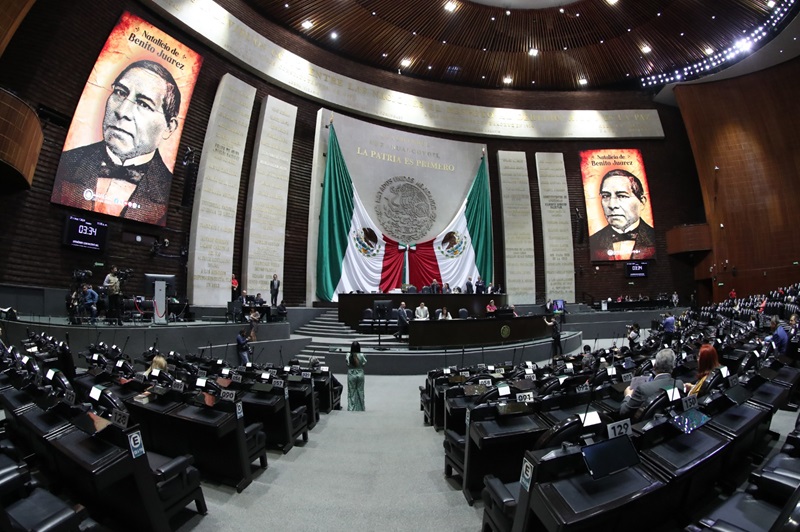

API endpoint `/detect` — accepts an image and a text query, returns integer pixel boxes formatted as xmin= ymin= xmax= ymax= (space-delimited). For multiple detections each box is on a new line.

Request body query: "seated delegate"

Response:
xmin=439 ymin=306 xmax=452 ymax=320
xmin=415 ymin=302 xmax=430 ymax=320
xmin=619 ymin=348 xmax=683 ymax=417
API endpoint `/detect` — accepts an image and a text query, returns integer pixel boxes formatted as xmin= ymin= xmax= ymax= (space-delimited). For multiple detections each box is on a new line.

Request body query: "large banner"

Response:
xmin=580 ymin=149 xmax=655 ymax=261
xmin=51 ymin=11 xmax=203 ymax=226
xmin=315 ymin=116 xmax=492 ymax=302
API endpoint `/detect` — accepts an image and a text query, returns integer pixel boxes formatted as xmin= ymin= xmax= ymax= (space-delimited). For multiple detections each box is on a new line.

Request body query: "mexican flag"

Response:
xmin=316 ymin=124 xmax=492 ymax=301
xmin=316 ymin=124 xmax=393 ymax=302
xmin=415 ymin=157 xmax=493 ymax=292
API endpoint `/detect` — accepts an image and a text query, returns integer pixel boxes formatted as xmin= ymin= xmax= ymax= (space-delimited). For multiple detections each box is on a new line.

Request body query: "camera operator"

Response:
xmin=627 ymin=322 xmax=641 ymax=349
xmin=103 ymin=265 xmax=123 ymax=326
xmin=81 ymin=283 xmax=98 ymax=325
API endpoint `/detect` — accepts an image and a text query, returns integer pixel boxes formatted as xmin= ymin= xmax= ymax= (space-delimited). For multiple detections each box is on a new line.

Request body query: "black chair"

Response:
xmin=534 ymin=415 xmax=585 ymax=450
xmin=406 ymin=285 xmax=417 ymax=294
xmin=244 ymin=422 xmax=268 ymax=469
xmin=459 ymin=308 xmax=469 ymax=319
xmin=632 ymin=388 xmax=670 ymax=423
xmin=482 ymin=475 xmax=519 ymax=532
xmin=691 ymin=482 xmax=800 ymax=531
xmin=422 ymin=285 xmax=431 ymax=293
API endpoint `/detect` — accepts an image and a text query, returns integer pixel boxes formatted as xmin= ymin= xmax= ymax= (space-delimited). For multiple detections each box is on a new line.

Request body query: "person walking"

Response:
xmin=346 ymin=341 xmax=367 ymax=411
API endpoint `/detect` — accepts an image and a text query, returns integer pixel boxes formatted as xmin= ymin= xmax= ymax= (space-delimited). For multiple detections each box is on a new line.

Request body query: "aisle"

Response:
xmin=178 ymin=374 xmax=483 ymax=532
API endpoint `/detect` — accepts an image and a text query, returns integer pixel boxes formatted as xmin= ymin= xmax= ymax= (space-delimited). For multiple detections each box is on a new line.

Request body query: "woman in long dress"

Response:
xmin=346 ymin=341 xmax=367 ymax=411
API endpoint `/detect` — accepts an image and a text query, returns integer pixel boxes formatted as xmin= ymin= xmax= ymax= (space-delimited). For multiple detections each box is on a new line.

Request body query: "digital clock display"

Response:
xmin=63 ymin=215 xmax=108 ymax=252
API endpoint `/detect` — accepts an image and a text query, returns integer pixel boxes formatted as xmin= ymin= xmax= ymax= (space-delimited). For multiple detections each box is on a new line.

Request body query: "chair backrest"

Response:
xmin=406 ymin=285 xmax=417 ymax=294
xmin=632 ymin=389 xmax=670 ymax=423
xmin=769 ymin=483 xmax=800 ymax=532
xmin=534 ymin=415 xmax=584 ymax=450
xmin=700 ymin=367 xmax=726 ymax=395
xmin=362 ymin=307 xmax=373 ymax=319
xmin=435 ymin=309 xmax=442 ymax=319
xmin=422 ymin=285 xmax=431 ymax=293
xmin=390 ymin=308 xmax=399 ymax=320
xmin=459 ymin=308 xmax=468 ymax=319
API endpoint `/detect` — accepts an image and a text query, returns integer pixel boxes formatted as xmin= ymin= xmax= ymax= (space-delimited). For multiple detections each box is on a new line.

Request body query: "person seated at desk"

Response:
xmin=439 ymin=306 xmax=452 ymax=320
xmin=276 ymin=300 xmax=288 ymax=321
xmin=684 ymin=344 xmax=720 ymax=395
xmin=144 ymin=354 xmax=167 ymax=377
xmin=238 ymin=289 xmax=249 ymax=305
xmin=620 ymin=348 xmax=683 ymax=417
xmin=442 ymin=282 xmax=452 ymax=294
xmin=415 ymin=302 xmax=430 ymax=320
xmin=485 ymin=299 xmax=497 ymax=315
xmin=254 ymin=292 xmax=265 ymax=305
xmin=509 ymin=305 xmax=518 ymax=317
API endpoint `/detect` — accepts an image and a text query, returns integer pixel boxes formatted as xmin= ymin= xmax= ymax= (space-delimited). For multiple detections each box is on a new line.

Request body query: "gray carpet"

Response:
xmin=176 ymin=373 xmax=484 ymax=532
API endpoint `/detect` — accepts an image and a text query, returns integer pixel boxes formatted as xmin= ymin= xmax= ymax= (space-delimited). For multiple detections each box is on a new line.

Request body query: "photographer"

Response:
xmin=103 ymin=265 xmax=123 ymax=326
xmin=627 ymin=322 xmax=641 ymax=349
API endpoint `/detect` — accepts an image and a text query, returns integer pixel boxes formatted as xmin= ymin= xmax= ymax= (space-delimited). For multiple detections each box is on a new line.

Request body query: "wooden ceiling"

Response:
xmin=243 ymin=0 xmax=797 ymax=90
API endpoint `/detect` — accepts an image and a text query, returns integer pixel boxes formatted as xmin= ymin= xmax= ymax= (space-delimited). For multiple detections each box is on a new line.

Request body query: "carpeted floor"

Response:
xmin=175 ymin=373 xmax=484 ymax=532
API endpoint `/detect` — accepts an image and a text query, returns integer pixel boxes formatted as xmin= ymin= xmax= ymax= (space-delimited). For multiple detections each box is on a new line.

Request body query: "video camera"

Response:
xmin=73 ymin=269 xmax=92 ymax=282
xmin=117 ymin=268 xmax=134 ymax=282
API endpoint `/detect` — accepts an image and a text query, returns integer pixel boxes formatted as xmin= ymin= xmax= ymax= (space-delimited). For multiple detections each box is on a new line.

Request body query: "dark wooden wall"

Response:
xmin=0 ymin=0 xmax=705 ymax=307
xmin=674 ymin=56 xmax=800 ymax=301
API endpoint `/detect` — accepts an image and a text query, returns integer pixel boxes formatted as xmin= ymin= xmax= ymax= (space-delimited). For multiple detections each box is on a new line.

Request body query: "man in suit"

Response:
xmin=51 ymin=60 xmax=181 ymax=226
xmin=394 ymin=301 xmax=410 ymax=340
xmin=465 ymin=277 xmax=474 ymax=294
xmin=270 ymin=274 xmax=280 ymax=306
xmin=589 ymin=169 xmax=656 ymax=261
xmin=475 ymin=277 xmax=486 ymax=294
xmin=430 ymin=279 xmax=440 ymax=294
xmin=619 ymin=348 xmax=683 ymax=417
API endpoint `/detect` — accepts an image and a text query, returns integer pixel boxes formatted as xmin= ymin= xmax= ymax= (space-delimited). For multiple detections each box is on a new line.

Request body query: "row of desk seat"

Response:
xmin=419 ymin=314 xmax=800 ymax=531
xmin=0 ymin=346 xmax=208 ymax=532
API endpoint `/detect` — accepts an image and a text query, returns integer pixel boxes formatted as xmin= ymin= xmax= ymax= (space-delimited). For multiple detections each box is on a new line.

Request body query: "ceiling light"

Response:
xmin=606 ymin=0 xmax=618 ymax=4
xmin=301 ymin=20 xmax=313 ymax=29
xmin=641 ymin=45 xmax=652 ymax=53
xmin=372 ymin=11 xmax=376 ymax=16
xmin=284 ymin=3 xmax=289 ymax=7
xmin=735 ymin=39 xmax=752 ymax=51
xmin=400 ymin=58 xmax=412 ymax=67
xmin=529 ymin=48 xmax=539 ymax=57
xmin=705 ymin=47 xmax=714 ymax=55
xmin=503 ymin=76 xmax=513 ymax=84
xmin=491 ymin=16 xmax=495 ymax=21
xmin=442 ymin=40 xmax=447 ymax=44
xmin=331 ymin=32 xmax=338 ymax=39
xmin=506 ymin=10 xmax=511 ymax=15
xmin=559 ymin=8 xmax=565 ymax=13
xmin=768 ymin=0 xmax=776 ymax=7
xmin=428 ymin=65 xmax=432 ymax=70
xmin=444 ymin=1 xmax=457 ymax=12
xmin=382 ymin=53 xmax=387 ymax=58
xmin=578 ymin=78 xmax=588 ymax=85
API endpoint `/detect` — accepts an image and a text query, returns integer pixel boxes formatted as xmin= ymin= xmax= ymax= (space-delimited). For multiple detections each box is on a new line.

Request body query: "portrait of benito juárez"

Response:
xmin=589 ymin=168 xmax=656 ymax=261
xmin=51 ymin=59 xmax=182 ymax=226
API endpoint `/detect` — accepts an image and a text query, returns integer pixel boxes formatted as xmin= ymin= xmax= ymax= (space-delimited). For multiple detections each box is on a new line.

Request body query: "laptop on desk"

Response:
xmin=581 ymin=435 xmax=640 ymax=480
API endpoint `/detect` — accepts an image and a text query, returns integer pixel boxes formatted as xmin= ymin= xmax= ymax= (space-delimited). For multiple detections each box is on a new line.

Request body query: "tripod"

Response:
xmin=375 ymin=307 xmax=390 ymax=351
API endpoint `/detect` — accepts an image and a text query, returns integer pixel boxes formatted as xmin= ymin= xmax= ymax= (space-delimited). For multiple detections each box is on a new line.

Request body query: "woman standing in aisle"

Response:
xmin=346 ymin=341 xmax=367 ymax=411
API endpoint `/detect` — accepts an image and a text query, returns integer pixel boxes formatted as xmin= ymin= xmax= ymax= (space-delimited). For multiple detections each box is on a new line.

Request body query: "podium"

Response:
xmin=153 ymin=280 xmax=167 ymax=325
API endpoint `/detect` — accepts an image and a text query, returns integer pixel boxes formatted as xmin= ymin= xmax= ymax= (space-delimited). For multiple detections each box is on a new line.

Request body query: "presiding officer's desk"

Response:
xmin=337 ymin=293 xmax=508 ymax=328
xmin=409 ymin=314 xmax=549 ymax=348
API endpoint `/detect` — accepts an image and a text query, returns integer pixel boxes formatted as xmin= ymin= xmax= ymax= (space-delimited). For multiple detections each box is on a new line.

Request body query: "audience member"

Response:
xmin=415 ymin=302 xmax=430 ymax=320
xmin=144 ymin=354 xmax=167 ymax=377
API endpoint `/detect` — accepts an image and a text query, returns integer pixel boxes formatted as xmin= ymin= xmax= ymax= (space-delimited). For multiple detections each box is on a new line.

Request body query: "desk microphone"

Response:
xmin=121 ymin=336 xmax=130 ymax=359
xmin=481 ymin=346 xmax=485 ymax=366
xmin=582 ymin=359 xmax=603 ymax=428
xmin=461 ymin=346 xmax=465 ymax=369
xmin=279 ymin=346 xmax=284 ymax=367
